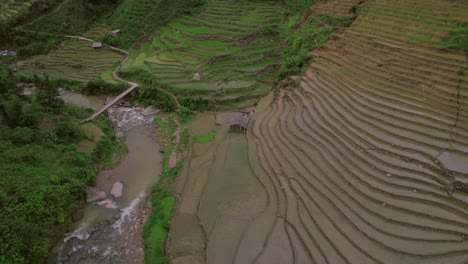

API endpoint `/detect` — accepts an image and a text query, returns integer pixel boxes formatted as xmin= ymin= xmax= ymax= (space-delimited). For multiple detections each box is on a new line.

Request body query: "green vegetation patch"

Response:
xmin=23 ymin=0 xmax=118 ymax=35
xmin=0 ymin=0 xmax=63 ymax=28
xmin=194 ymin=130 xmax=216 ymax=143
xmin=442 ymin=24 xmax=468 ymax=52
xmin=144 ymin=197 xmax=176 ymax=263
xmin=285 ymin=0 xmax=316 ymax=14
xmin=279 ymin=12 xmax=356 ymax=79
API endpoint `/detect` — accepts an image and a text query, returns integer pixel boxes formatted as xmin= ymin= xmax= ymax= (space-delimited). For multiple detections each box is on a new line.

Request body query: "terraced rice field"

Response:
xmin=170 ymin=112 xmax=270 ymax=263
xmin=245 ymin=0 xmax=468 ymax=262
xmin=15 ymin=38 xmax=123 ymax=82
xmin=121 ymin=0 xmax=283 ymax=108
xmin=169 ymin=0 xmax=468 ymax=263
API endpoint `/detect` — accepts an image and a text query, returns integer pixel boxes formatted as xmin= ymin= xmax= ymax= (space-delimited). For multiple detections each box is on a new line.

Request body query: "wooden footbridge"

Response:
xmin=82 ymin=82 xmax=139 ymax=123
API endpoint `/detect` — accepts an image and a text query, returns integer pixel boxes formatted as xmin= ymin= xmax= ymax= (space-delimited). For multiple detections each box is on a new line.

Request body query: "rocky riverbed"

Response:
xmin=49 ymin=95 xmax=164 ymax=264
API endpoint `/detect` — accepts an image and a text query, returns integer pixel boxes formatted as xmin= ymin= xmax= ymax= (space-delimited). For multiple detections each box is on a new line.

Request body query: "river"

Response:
xmin=48 ymin=90 xmax=164 ymax=263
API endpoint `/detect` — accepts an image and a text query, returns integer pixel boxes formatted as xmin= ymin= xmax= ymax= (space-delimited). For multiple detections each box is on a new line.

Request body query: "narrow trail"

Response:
xmin=14 ymin=28 xmax=181 ymax=120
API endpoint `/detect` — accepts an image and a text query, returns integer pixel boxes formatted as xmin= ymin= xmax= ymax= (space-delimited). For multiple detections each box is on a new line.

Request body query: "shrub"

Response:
xmin=82 ymin=78 xmax=127 ymax=95
xmin=442 ymin=25 xmax=468 ymax=52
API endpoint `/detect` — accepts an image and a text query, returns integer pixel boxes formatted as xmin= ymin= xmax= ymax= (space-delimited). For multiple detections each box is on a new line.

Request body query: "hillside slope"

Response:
xmin=248 ymin=0 xmax=468 ymax=262
xmin=121 ymin=0 xmax=283 ymax=109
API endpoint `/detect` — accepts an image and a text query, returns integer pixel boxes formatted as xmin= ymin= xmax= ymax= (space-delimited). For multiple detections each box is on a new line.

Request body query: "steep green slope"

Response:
xmin=0 ymin=0 xmax=62 ymax=27
xmin=23 ymin=0 xmax=118 ymax=35
xmin=105 ymin=0 xmax=206 ymax=48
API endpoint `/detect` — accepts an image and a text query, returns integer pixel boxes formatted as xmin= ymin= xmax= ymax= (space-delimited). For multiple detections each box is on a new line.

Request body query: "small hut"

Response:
xmin=92 ymin=42 xmax=103 ymax=49
xmin=110 ymin=29 xmax=121 ymax=36
xmin=230 ymin=112 xmax=250 ymax=132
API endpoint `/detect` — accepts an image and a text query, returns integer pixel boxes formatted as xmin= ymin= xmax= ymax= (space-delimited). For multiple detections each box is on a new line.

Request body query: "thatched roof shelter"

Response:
xmin=230 ymin=112 xmax=250 ymax=132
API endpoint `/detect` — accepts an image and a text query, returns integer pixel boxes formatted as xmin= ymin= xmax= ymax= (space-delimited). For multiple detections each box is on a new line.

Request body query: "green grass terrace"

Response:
xmin=121 ymin=0 xmax=283 ymax=109
xmin=14 ymin=38 xmax=123 ymax=83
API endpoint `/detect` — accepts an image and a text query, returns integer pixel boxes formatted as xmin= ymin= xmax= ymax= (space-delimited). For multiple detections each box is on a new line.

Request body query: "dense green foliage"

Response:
xmin=279 ymin=13 xmax=355 ymax=79
xmin=120 ymin=69 xmax=178 ymax=111
xmin=18 ymin=74 xmax=126 ymax=95
xmin=284 ymin=0 xmax=316 ymax=14
xmin=180 ymin=96 xmax=213 ymax=111
xmin=0 ymin=66 xmax=93 ymax=263
xmin=91 ymin=117 xmax=128 ymax=169
xmin=0 ymin=0 xmax=62 ymax=28
xmin=120 ymin=69 xmax=160 ymax=87
xmin=82 ymin=78 xmax=127 ymax=95
xmin=442 ymin=24 xmax=468 ymax=52
xmin=0 ymin=66 xmax=121 ymax=263
xmin=0 ymin=31 xmax=64 ymax=58
xmin=24 ymin=0 xmax=118 ymax=35
xmin=137 ymin=86 xmax=178 ymax=112
xmin=144 ymin=197 xmax=175 ymax=264
xmin=106 ymin=0 xmax=207 ymax=48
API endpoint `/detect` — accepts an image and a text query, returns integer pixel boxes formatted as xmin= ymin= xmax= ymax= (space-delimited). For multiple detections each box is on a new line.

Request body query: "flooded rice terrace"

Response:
xmin=49 ymin=91 xmax=164 ymax=263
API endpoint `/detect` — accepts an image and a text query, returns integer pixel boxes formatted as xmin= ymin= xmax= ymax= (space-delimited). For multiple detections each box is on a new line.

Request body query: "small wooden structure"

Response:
xmin=92 ymin=42 xmax=103 ymax=49
xmin=110 ymin=29 xmax=121 ymax=36
xmin=230 ymin=112 xmax=250 ymax=132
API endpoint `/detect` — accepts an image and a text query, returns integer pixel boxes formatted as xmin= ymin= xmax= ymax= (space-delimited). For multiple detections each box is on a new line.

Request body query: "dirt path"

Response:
xmin=169 ymin=117 xmax=182 ymax=169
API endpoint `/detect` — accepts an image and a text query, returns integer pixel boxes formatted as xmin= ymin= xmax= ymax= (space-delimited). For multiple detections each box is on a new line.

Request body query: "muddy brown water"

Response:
xmin=50 ymin=94 xmax=164 ymax=263
xmin=60 ymin=90 xmax=106 ymax=110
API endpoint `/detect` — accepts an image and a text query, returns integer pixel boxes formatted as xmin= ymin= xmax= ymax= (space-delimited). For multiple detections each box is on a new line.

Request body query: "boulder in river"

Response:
xmin=111 ymin=181 xmax=124 ymax=198
xmin=116 ymin=131 xmax=124 ymax=138
xmin=142 ymin=106 xmax=161 ymax=116
xmin=97 ymin=199 xmax=119 ymax=209
xmin=86 ymin=187 xmax=107 ymax=203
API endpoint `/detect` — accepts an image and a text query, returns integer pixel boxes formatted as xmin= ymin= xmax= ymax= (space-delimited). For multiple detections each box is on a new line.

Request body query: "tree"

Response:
xmin=0 ymin=94 xmax=23 ymax=127
xmin=33 ymin=75 xmax=64 ymax=112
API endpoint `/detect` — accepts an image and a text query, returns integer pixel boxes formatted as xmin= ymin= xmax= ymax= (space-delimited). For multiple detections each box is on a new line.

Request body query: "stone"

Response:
xmin=97 ymin=199 xmax=119 ymax=209
xmin=437 ymin=151 xmax=468 ymax=174
xmin=193 ymin=72 xmax=201 ymax=81
xmin=142 ymin=106 xmax=161 ymax=116
xmin=116 ymin=131 xmax=124 ymax=138
xmin=86 ymin=187 xmax=107 ymax=203
xmin=111 ymin=181 xmax=124 ymax=198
